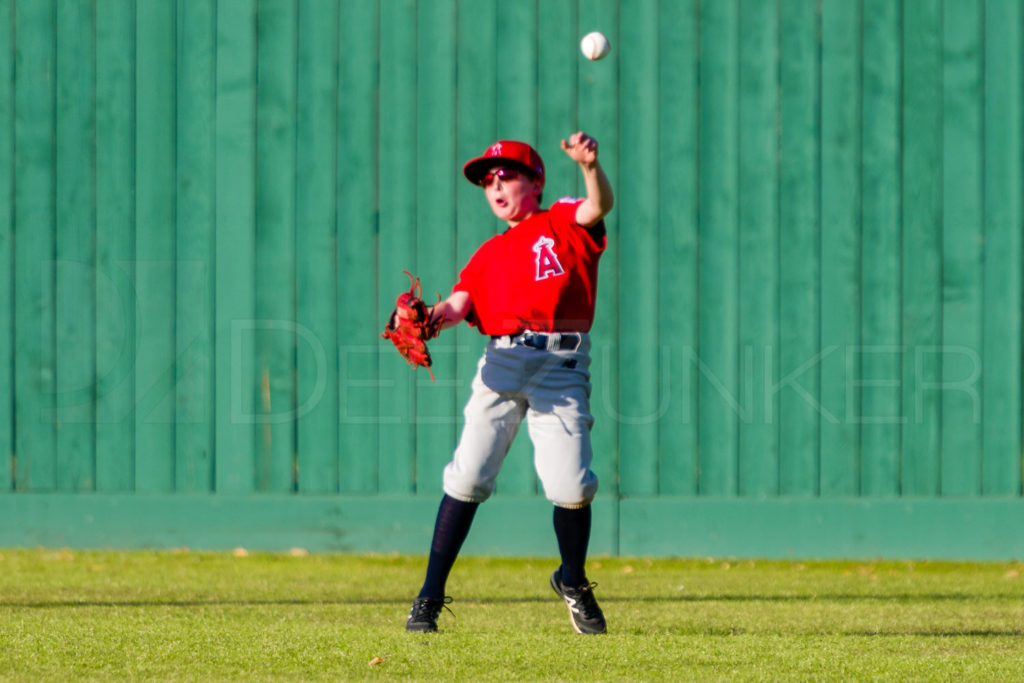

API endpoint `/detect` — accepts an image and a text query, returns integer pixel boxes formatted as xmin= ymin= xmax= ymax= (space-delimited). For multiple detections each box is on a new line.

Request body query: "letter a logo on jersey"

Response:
xmin=532 ymin=236 xmax=565 ymax=281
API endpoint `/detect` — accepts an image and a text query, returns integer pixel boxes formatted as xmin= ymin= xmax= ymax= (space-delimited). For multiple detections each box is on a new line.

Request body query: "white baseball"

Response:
xmin=580 ymin=31 xmax=610 ymax=61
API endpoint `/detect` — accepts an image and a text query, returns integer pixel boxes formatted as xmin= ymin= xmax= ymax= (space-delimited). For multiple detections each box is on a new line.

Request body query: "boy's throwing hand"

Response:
xmin=560 ymin=131 xmax=599 ymax=166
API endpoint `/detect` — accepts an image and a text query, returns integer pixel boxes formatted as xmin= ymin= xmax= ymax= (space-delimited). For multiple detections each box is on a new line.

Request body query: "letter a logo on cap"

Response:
xmin=533 ymin=236 xmax=565 ymax=281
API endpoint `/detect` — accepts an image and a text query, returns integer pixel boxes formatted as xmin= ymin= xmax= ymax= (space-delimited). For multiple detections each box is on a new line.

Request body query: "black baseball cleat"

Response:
xmin=550 ymin=569 xmax=607 ymax=634
xmin=405 ymin=596 xmax=453 ymax=633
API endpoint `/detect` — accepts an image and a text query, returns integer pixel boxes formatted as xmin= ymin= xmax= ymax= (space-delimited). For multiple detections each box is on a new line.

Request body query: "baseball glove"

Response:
xmin=382 ymin=271 xmax=442 ymax=381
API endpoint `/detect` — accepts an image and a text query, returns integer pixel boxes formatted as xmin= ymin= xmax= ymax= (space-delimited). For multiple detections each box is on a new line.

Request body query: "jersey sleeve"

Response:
xmin=549 ymin=196 xmax=585 ymax=225
xmin=452 ymin=248 xmax=481 ymax=327
xmin=551 ymin=197 xmax=607 ymax=252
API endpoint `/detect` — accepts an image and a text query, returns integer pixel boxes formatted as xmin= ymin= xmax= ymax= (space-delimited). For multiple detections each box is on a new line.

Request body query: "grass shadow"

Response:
xmin=4 ymin=591 xmax=1021 ymax=609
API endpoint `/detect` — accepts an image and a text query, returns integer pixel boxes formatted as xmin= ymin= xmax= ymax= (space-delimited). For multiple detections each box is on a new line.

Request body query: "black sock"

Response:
xmin=418 ymin=494 xmax=480 ymax=599
xmin=553 ymin=504 xmax=592 ymax=588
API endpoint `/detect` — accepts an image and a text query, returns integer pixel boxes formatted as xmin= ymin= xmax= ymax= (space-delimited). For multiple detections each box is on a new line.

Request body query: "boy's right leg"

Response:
xmin=418 ymin=494 xmax=480 ymax=600
xmin=408 ymin=346 xmax=526 ymax=632
xmin=407 ymin=494 xmax=480 ymax=632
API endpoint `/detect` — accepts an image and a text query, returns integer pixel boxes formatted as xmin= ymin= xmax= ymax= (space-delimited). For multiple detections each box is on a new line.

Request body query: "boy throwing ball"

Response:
xmin=405 ymin=131 xmax=614 ymax=635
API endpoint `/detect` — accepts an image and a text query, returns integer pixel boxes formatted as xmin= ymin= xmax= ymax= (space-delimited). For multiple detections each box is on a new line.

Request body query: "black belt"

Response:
xmin=492 ymin=331 xmax=583 ymax=352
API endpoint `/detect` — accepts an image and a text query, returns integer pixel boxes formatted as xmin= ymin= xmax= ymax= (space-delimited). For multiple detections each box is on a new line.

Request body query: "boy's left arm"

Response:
xmin=561 ymin=131 xmax=614 ymax=227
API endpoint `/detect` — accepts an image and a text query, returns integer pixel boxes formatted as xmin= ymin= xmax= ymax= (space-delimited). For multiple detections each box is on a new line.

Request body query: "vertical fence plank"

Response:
xmin=14 ymin=0 xmax=57 ymax=491
xmin=175 ymin=0 xmax=215 ymax=493
xmin=737 ymin=0 xmax=779 ymax=497
xmin=901 ymin=0 xmax=942 ymax=496
xmin=860 ymin=0 xmax=901 ymax=496
xmin=618 ymin=0 xmax=660 ymax=496
xmin=296 ymin=0 xmax=339 ymax=494
xmin=337 ymin=0 xmax=380 ymax=493
xmin=578 ymin=0 xmax=620 ymax=503
xmin=414 ymin=0 xmax=457 ymax=496
xmin=697 ymin=0 xmax=739 ymax=496
xmin=939 ymin=0 xmax=983 ymax=497
xmin=94 ymin=0 xmax=134 ymax=492
xmin=377 ymin=0 xmax=418 ymax=494
xmin=537 ymin=0 xmax=577 ymax=201
xmin=215 ymin=0 xmax=257 ymax=494
xmin=491 ymin=0 xmax=539 ymax=497
xmin=255 ymin=0 xmax=297 ymax=493
xmin=55 ymin=0 xmax=96 ymax=491
xmin=657 ymin=0 xmax=699 ymax=496
xmin=0 ymin=0 xmax=12 ymax=492
xmin=452 ymin=1 xmax=496 ymax=498
xmin=981 ymin=0 xmax=1023 ymax=496
xmin=135 ymin=0 xmax=176 ymax=492
xmin=778 ymin=0 xmax=820 ymax=497
xmin=819 ymin=0 xmax=861 ymax=496
xmin=495 ymin=1 xmax=538 ymax=144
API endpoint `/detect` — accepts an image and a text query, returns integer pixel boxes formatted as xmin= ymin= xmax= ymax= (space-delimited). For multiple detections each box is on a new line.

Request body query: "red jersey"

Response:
xmin=453 ymin=197 xmax=607 ymax=335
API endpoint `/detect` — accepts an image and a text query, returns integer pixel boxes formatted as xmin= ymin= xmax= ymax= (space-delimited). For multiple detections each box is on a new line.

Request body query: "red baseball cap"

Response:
xmin=463 ymin=140 xmax=545 ymax=186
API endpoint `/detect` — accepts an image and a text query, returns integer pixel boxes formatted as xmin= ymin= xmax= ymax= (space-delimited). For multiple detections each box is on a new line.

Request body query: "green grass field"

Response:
xmin=2 ymin=549 xmax=1023 ymax=680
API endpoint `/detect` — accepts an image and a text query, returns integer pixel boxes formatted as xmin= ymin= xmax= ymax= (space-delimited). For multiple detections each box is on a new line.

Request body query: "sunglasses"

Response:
xmin=480 ymin=168 xmax=520 ymax=187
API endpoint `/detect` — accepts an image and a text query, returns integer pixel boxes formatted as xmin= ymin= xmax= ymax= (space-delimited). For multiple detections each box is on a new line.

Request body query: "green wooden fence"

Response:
xmin=1 ymin=0 xmax=1022 ymax=559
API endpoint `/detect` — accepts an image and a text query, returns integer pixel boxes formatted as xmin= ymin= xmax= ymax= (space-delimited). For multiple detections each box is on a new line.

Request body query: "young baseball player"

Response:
xmin=405 ymin=132 xmax=614 ymax=635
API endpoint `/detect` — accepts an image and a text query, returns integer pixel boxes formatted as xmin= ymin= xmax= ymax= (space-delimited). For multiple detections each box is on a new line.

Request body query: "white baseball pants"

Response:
xmin=442 ymin=333 xmax=598 ymax=509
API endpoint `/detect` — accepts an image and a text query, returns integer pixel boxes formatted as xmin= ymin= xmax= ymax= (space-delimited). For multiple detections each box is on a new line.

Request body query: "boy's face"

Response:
xmin=482 ymin=166 xmax=542 ymax=225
